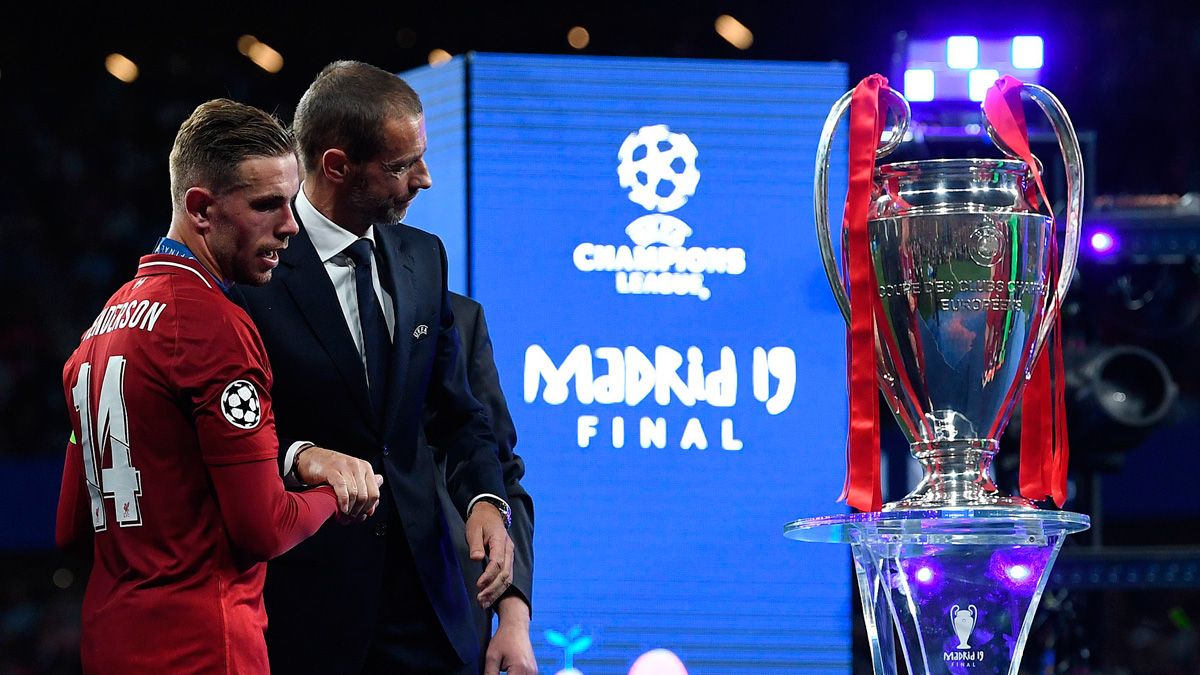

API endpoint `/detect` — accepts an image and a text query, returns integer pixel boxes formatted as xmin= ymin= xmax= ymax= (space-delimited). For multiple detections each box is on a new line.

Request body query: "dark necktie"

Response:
xmin=343 ymin=238 xmax=391 ymax=422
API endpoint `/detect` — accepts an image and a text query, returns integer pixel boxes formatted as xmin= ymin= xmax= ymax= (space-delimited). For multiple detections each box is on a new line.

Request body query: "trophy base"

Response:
xmin=883 ymin=494 xmax=1038 ymax=511
xmin=886 ymin=439 xmax=1039 ymax=510
xmin=785 ymin=508 xmax=1089 ymax=675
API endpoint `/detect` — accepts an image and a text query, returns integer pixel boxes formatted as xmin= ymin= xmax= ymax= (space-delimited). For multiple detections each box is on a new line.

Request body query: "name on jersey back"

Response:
xmin=82 ymin=299 xmax=168 ymax=341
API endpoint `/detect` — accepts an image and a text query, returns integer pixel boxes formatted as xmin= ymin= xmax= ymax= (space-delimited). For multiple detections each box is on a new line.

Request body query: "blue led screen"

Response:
xmin=407 ymin=53 xmax=852 ymax=674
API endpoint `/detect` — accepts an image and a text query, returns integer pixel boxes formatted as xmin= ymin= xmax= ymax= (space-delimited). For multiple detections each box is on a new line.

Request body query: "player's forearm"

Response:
xmin=210 ymin=458 xmax=337 ymax=560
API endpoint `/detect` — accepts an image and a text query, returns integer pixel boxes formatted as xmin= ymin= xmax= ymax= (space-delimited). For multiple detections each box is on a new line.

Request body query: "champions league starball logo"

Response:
xmin=572 ymin=124 xmax=746 ymax=300
xmin=617 ymin=124 xmax=699 ymax=213
xmin=221 ymin=380 xmax=261 ymax=429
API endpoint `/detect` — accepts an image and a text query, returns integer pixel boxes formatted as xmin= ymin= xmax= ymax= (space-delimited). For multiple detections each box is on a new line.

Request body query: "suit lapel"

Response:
xmin=375 ymin=224 xmax=415 ymax=437
xmin=279 ymin=217 xmax=374 ymax=425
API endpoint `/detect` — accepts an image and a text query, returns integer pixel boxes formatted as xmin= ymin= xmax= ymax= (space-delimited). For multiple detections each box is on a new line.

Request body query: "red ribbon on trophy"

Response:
xmin=983 ymin=75 xmax=1070 ymax=507
xmin=839 ymin=74 xmax=890 ymax=512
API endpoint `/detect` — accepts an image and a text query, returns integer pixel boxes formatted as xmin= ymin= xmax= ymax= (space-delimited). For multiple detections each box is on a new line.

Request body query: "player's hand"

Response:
xmin=466 ymin=502 xmax=514 ymax=608
xmin=485 ymin=596 xmax=536 ymax=675
xmin=295 ymin=446 xmax=382 ymax=520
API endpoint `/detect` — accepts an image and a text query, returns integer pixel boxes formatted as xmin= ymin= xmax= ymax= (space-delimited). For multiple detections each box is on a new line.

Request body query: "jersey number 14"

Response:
xmin=71 ymin=356 xmax=143 ymax=531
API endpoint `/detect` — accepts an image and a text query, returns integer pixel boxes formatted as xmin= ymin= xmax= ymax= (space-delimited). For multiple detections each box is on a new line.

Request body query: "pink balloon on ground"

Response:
xmin=628 ymin=649 xmax=688 ymax=675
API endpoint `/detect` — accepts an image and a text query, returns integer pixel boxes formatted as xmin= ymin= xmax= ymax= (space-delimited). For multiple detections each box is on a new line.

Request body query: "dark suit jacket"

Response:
xmin=431 ymin=293 xmax=534 ymax=654
xmin=234 ymin=216 xmax=506 ymax=673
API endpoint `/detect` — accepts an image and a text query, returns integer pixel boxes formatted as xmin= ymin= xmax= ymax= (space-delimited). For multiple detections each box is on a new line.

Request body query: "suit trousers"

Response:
xmin=362 ymin=505 xmax=480 ymax=675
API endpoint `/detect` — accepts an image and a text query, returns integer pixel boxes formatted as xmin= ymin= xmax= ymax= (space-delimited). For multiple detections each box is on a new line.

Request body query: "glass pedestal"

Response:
xmin=785 ymin=508 xmax=1089 ymax=674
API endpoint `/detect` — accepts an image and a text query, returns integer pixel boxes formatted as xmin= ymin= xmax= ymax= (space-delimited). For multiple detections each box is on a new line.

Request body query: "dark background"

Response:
xmin=2 ymin=2 xmax=1197 ymax=673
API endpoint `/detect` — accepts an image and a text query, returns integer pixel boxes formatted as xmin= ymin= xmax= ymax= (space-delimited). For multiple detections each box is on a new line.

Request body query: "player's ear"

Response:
xmin=183 ymin=187 xmax=216 ymax=232
xmin=320 ymin=148 xmax=352 ymax=184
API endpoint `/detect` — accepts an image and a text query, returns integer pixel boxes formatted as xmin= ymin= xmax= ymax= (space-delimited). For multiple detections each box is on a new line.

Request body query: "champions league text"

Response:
xmin=573 ymin=243 xmax=747 ymax=301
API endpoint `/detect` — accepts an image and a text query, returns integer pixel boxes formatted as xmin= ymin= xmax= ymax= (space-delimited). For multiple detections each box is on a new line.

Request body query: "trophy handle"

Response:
xmin=814 ymin=87 xmax=912 ymax=322
xmin=983 ymin=83 xmax=1084 ymax=356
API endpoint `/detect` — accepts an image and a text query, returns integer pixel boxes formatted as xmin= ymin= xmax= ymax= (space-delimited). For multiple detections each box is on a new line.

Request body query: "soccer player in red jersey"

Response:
xmin=56 ymin=99 xmax=382 ymax=674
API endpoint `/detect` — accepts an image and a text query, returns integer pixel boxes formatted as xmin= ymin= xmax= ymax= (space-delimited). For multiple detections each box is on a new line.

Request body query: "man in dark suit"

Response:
xmin=235 ymin=61 xmax=529 ymax=674
xmin=432 ymin=293 xmax=535 ymax=674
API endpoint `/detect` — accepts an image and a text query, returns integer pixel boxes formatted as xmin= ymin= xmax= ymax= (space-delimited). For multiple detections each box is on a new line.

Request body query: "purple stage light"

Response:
xmin=968 ymin=69 xmax=1000 ymax=102
xmin=904 ymin=69 xmax=935 ymax=102
xmin=1006 ymin=564 xmax=1032 ymax=582
xmin=1090 ymin=230 xmax=1117 ymax=254
xmin=947 ymin=36 xmax=979 ymax=69
xmin=900 ymin=35 xmax=1044 ymax=103
xmin=895 ymin=558 xmax=943 ymax=592
xmin=988 ymin=548 xmax=1052 ymax=590
xmin=1011 ymin=36 xmax=1044 ymax=69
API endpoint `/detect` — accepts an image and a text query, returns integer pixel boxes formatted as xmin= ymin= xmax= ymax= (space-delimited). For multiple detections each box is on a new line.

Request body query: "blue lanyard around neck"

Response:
xmin=153 ymin=237 xmax=230 ymax=290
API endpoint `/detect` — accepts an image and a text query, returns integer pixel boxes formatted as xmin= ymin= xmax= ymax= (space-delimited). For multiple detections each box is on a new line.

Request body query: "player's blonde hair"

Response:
xmin=168 ymin=98 xmax=296 ymax=210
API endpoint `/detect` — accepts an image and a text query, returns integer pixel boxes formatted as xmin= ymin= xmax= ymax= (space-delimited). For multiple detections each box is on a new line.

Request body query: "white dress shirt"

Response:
xmin=295 ymin=185 xmax=396 ymax=358
xmin=282 ymin=186 xmax=395 ymax=478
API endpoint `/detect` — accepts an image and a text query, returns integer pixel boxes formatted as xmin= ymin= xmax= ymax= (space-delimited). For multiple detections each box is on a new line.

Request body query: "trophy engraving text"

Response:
xmin=877 ymin=279 xmax=1049 ymax=312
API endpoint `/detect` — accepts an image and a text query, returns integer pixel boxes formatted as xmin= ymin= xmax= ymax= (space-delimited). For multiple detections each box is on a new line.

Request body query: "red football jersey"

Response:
xmin=58 ymin=253 xmax=335 ymax=674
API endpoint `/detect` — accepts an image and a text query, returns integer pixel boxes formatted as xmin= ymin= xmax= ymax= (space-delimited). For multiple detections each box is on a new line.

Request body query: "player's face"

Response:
xmin=347 ymin=114 xmax=432 ymax=227
xmin=208 ymin=154 xmax=300 ymax=286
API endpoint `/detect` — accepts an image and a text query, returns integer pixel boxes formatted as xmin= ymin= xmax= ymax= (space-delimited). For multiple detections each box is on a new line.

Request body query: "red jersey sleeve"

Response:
xmin=209 ymin=459 xmax=337 ymax=561
xmin=172 ymin=293 xmax=279 ymax=466
xmin=55 ymin=438 xmax=93 ymax=557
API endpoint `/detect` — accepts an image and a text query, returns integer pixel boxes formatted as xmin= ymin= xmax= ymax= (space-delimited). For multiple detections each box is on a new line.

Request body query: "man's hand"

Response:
xmin=485 ymin=596 xmax=536 ymax=675
xmin=466 ymin=502 xmax=514 ymax=608
xmin=295 ymin=446 xmax=382 ymax=520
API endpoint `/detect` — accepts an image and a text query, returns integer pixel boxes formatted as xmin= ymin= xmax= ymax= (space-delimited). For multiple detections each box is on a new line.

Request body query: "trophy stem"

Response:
xmin=886 ymin=440 xmax=1036 ymax=511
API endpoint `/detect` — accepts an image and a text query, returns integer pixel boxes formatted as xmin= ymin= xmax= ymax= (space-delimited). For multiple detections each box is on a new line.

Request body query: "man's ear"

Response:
xmin=183 ymin=187 xmax=216 ymax=233
xmin=320 ymin=148 xmax=352 ymax=184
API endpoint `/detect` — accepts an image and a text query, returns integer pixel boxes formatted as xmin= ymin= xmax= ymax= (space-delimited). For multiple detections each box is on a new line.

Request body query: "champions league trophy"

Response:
xmin=786 ymin=75 xmax=1090 ymax=674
